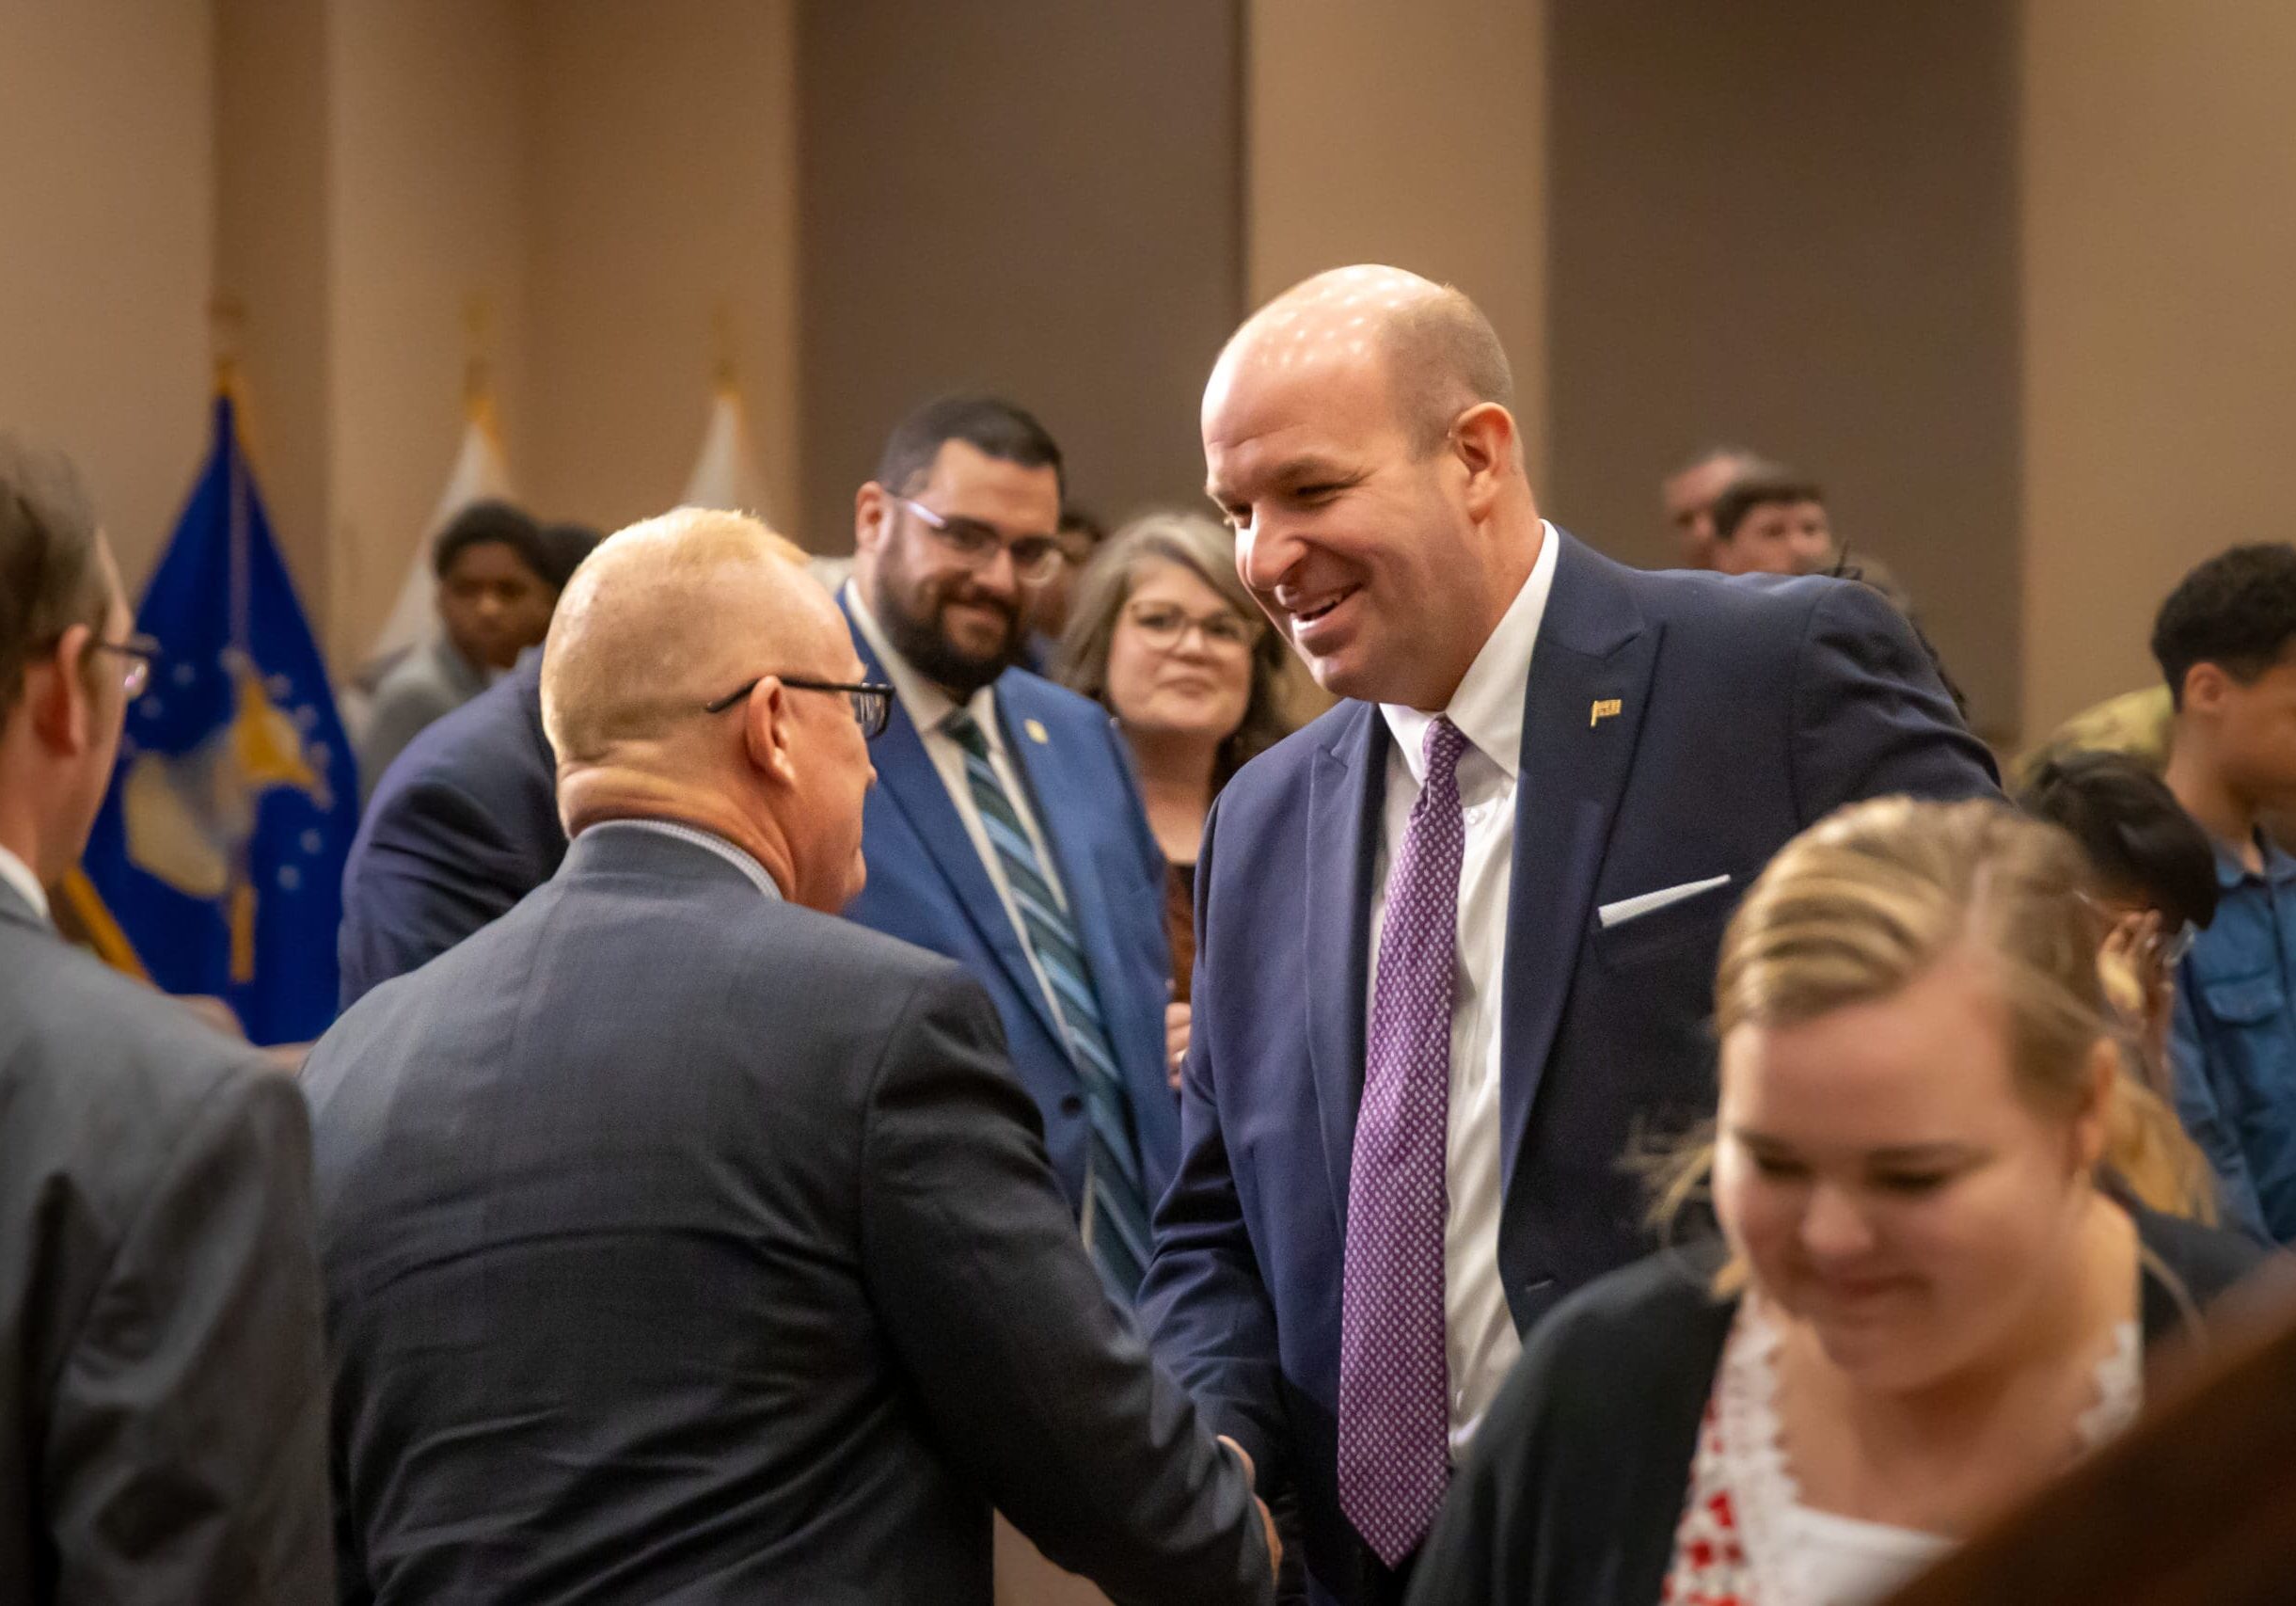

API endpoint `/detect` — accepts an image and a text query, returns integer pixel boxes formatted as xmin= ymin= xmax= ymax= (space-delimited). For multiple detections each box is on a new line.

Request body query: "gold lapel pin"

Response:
xmin=1025 ymin=718 xmax=1051 ymax=745
xmin=1590 ymin=698 xmax=1623 ymax=728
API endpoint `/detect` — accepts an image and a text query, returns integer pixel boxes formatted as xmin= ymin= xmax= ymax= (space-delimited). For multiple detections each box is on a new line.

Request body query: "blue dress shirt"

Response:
xmin=2172 ymin=833 xmax=2296 ymax=1242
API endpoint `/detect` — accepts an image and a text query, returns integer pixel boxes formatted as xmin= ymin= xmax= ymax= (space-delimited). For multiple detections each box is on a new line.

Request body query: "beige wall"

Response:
xmin=325 ymin=0 xmax=533 ymax=661
xmin=2020 ymin=0 xmax=2296 ymax=736
xmin=0 ymin=0 xmax=214 ymax=586
xmin=215 ymin=0 xmax=331 ymax=604
xmin=797 ymin=0 xmax=1245 ymax=549
xmin=1545 ymin=0 xmax=2022 ymax=739
xmin=1246 ymin=0 xmax=1548 ymax=481
xmin=525 ymin=0 xmax=800 ymax=540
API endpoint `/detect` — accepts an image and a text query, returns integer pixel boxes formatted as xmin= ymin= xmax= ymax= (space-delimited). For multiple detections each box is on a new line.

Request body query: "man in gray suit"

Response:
xmin=0 ymin=435 xmax=333 ymax=1602
xmin=306 ymin=509 xmax=1276 ymax=1605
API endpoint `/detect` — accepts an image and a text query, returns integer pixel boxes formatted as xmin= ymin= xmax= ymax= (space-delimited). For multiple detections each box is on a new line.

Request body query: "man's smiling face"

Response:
xmin=1203 ymin=296 xmax=1488 ymax=712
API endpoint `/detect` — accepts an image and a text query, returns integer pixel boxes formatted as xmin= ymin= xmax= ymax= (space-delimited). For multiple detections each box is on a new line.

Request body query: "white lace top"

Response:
xmin=1658 ymin=1300 xmax=2143 ymax=1606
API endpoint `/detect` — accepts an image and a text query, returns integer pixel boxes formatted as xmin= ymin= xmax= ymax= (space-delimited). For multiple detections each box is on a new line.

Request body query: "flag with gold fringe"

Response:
xmin=77 ymin=391 xmax=356 ymax=1043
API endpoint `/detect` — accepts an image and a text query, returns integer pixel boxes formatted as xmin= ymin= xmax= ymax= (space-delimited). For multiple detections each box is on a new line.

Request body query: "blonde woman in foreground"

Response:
xmin=1408 ymin=797 xmax=2262 ymax=1606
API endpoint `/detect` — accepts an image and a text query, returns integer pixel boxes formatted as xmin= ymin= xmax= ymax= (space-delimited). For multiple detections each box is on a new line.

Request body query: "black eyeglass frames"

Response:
xmin=705 ymin=674 xmax=895 ymax=739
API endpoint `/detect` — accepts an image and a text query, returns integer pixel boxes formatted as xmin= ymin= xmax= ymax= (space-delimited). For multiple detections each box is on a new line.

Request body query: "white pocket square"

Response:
xmin=1598 ymin=874 xmax=1733 ymax=930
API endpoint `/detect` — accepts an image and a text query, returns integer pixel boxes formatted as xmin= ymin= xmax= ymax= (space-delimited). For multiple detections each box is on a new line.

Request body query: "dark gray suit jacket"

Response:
xmin=0 ymin=879 xmax=334 ymax=1603
xmin=304 ymin=823 xmax=1273 ymax=1606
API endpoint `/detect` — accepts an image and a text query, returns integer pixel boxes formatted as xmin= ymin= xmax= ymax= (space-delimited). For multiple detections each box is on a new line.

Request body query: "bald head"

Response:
xmin=542 ymin=508 xmax=823 ymax=768
xmin=1211 ymin=265 xmax=1514 ymax=455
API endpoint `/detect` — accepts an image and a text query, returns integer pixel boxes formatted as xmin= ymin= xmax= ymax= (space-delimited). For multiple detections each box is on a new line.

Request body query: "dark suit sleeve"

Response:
xmin=857 ymin=967 xmax=1274 ymax=1606
xmin=340 ymin=774 xmax=533 ymax=1008
xmin=1137 ymin=796 xmax=1291 ymax=1487
xmin=42 ymin=1066 xmax=335 ymax=1604
xmin=1789 ymin=580 xmax=2000 ymax=823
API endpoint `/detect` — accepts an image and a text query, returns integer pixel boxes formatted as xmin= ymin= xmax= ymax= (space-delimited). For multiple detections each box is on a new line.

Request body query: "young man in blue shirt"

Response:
xmin=2158 ymin=544 xmax=2296 ymax=1241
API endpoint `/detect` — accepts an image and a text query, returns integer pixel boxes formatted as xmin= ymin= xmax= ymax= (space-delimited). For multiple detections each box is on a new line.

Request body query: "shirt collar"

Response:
xmin=843 ymin=580 xmax=1002 ymax=745
xmin=0 ymin=842 xmax=51 ymax=923
xmin=1379 ymin=519 xmax=1561 ymax=784
xmin=585 ymin=819 xmax=784 ymax=900
xmin=2215 ymin=831 xmax=2296 ymax=889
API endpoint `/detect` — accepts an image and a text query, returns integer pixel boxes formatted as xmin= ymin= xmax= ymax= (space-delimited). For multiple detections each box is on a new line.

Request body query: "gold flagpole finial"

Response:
xmin=462 ymin=293 xmax=499 ymax=433
xmin=210 ymin=293 xmax=248 ymax=397
xmin=711 ymin=302 xmax=738 ymax=392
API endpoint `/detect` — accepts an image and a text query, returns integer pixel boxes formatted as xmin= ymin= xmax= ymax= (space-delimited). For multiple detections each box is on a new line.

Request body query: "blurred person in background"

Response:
xmin=2018 ymin=751 xmax=2221 ymax=1101
xmin=1708 ymin=469 xmax=1838 ymax=579
xmin=309 ymin=510 xmax=1276 ymax=1606
xmin=1661 ymin=444 xmax=1773 ymax=569
xmin=356 ymin=499 xmax=558 ymax=800
xmin=840 ymin=394 xmax=1178 ymax=1307
xmin=2154 ymin=544 xmax=2296 ymax=1244
xmin=338 ymin=517 xmax=603 ymax=1008
xmin=0 ymin=433 xmax=332 ymax=1601
xmin=1025 ymin=503 xmax=1108 ymax=662
xmin=1054 ymin=509 xmax=1295 ymax=1084
xmin=1410 ymin=798 xmax=2257 ymax=1606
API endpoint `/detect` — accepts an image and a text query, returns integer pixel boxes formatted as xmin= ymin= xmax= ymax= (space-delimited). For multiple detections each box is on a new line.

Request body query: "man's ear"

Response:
xmin=24 ymin=624 xmax=97 ymax=758
xmin=742 ymin=676 xmax=800 ymax=787
xmin=1450 ymin=403 xmax=1518 ymax=518
xmin=854 ymin=482 xmax=890 ymax=559
xmin=2180 ymin=660 xmax=2227 ymax=717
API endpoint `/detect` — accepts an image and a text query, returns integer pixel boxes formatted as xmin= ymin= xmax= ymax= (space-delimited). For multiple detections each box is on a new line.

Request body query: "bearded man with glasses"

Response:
xmin=838 ymin=394 xmax=1181 ymax=1321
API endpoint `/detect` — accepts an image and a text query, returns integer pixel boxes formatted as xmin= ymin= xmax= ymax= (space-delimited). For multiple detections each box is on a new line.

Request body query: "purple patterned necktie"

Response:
xmin=1339 ymin=715 xmax=1469 ymax=1568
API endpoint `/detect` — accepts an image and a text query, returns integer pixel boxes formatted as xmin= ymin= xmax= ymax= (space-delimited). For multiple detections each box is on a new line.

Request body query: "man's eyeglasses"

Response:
xmin=894 ymin=497 xmax=1064 ymax=584
xmin=93 ymin=633 xmax=160 ymax=699
xmin=705 ymin=674 xmax=895 ymax=739
xmin=1124 ymin=599 xmax=1259 ymax=655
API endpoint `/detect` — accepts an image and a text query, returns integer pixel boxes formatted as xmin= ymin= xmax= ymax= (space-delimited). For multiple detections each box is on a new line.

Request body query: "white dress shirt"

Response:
xmin=0 ymin=842 xmax=50 ymax=923
xmin=1369 ymin=522 xmax=1560 ymax=1459
xmin=845 ymin=582 xmax=1077 ymax=1038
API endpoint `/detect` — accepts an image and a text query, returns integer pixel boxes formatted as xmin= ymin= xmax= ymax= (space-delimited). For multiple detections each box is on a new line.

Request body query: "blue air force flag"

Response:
xmin=80 ymin=394 xmax=356 ymax=1043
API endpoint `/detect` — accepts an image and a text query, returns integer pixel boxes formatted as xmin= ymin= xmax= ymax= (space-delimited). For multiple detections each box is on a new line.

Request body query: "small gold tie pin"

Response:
xmin=1024 ymin=718 xmax=1051 ymax=745
xmin=1590 ymin=698 xmax=1623 ymax=728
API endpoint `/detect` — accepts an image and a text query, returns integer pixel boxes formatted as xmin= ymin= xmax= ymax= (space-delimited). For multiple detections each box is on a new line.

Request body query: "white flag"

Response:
xmin=681 ymin=382 xmax=773 ymax=518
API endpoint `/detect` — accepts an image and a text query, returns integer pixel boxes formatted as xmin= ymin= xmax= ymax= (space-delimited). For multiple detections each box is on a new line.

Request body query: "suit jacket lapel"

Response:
xmin=1307 ymin=704 xmax=1386 ymax=1231
xmin=844 ymin=605 xmax=1066 ymax=1049
xmin=1498 ymin=532 xmax=1659 ymax=1199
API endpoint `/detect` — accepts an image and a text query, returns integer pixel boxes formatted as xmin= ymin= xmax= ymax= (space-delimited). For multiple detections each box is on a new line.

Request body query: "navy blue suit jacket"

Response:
xmin=841 ymin=596 xmax=1180 ymax=1219
xmin=1140 ymin=532 xmax=2001 ymax=1605
xmin=338 ymin=651 xmax=562 ymax=1010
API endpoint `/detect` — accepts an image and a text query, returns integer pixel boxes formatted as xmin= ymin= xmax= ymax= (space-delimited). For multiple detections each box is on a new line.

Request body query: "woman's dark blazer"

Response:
xmin=1405 ymin=1205 xmax=2263 ymax=1606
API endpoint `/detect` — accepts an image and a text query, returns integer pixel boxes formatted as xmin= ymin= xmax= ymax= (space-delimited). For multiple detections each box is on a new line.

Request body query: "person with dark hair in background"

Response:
xmin=356 ymin=499 xmax=558 ymax=799
xmin=1709 ymin=470 xmax=1837 ymax=579
xmin=839 ymin=394 xmax=1179 ymax=1310
xmin=1660 ymin=445 xmax=1774 ymax=569
xmin=2019 ymin=751 xmax=2220 ymax=1098
xmin=1026 ymin=503 xmax=1108 ymax=658
xmin=338 ymin=517 xmax=606 ymax=1008
xmin=0 ymin=433 xmax=333 ymax=1601
xmin=537 ymin=518 xmax=604 ymax=592
xmin=2154 ymin=543 xmax=2296 ymax=1242
xmin=1407 ymin=800 xmax=2257 ymax=1606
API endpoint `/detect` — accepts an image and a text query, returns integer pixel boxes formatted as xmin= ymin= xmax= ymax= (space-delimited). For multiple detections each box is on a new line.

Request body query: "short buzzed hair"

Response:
xmin=0 ymin=434 xmax=108 ymax=718
xmin=543 ymin=508 xmax=810 ymax=763
xmin=1384 ymin=288 xmax=1515 ymax=454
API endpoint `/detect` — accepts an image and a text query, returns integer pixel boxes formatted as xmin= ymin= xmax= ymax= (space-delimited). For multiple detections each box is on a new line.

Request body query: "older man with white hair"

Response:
xmin=306 ymin=509 xmax=1275 ymax=1606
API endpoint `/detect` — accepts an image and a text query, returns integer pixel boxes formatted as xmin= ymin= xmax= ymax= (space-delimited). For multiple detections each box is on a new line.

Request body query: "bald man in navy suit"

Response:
xmin=1144 ymin=268 xmax=2000 ymax=1605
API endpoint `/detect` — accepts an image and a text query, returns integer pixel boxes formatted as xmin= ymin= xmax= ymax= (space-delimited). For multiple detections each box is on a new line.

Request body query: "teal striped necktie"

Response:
xmin=942 ymin=708 xmax=1149 ymax=1300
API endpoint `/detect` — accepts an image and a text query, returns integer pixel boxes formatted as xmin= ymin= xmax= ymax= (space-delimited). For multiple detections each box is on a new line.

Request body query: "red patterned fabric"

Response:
xmin=1659 ymin=1401 xmax=1751 ymax=1606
